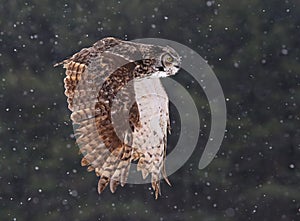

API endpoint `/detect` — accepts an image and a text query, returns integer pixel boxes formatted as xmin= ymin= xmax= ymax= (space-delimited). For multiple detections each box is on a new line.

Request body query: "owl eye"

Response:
xmin=166 ymin=56 xmax=173 ymax=62
xmin=161 ymin=54 xmax=174 ymax=67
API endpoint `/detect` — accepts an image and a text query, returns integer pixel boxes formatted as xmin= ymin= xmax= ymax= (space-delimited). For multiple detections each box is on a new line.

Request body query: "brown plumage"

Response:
xmin=55 ymin=37 xmax=180 ymax=199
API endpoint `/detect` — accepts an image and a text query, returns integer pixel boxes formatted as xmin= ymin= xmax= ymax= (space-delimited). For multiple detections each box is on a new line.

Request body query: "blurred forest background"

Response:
xmin=1 ymin=0 xmax=300 ymax=220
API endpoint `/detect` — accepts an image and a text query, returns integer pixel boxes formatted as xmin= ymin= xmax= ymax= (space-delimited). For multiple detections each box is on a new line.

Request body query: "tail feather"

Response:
xmin=91 ymin=150 xmax=112 ymax=175
xmin=109 ymin=179 xmax=119 ymax=193
xmin=98 ymin=176 xmax=109 ymax=193
xmin=162 ymin=161 xmax=171 ymax=186
xmin=120 ymin=162 xmax=131 ymax=187
xmin=151 ymin=179 xmax=161 ymax=200
xmin=97 ymin=147 xmax=123 ymax=193
xmin=110 ymin=158 xmax=131 ymax=191
xmin=96 ymin=145 xmax=135 ymax=194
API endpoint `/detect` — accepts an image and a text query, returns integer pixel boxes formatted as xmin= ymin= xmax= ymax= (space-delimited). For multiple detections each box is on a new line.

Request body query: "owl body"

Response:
xmin=55 ymin=37 xmax=180 ymax=198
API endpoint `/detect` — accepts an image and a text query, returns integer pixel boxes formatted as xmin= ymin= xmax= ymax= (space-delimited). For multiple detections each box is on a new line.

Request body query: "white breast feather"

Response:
xmin=133 ymin=78 xmax=169 ymax=186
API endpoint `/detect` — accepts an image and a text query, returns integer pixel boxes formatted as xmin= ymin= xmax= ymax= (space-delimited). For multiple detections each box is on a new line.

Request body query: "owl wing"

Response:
xmin=56 ymin=37 xmax=138 ymax=192
xmin=133 ymin=78 xmax=171 ymax=199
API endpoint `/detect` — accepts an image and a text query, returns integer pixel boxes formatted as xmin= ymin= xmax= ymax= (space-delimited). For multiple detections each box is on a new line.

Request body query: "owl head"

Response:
xmin=135 ymin=43 xmax=180 ymax=78
xmin=151 ymin=45 xmax=181 ymax=78
xmin=97 ymin=39 xmax=181 ymax=79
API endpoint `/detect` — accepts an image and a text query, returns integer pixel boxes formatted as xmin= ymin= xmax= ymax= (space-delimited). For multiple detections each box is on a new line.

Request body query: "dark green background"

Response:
xmin=1 ymin=0 xmax=300 ymax=220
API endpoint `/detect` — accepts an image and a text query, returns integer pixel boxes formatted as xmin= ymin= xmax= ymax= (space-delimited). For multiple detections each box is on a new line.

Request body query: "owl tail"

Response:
xmin=74 ymin=113 xmax=134 ymax=193
xmin=136 ymin=148 xmax=171 ymax=199
xmin=96 ymin=144 xmax=132 ymax=194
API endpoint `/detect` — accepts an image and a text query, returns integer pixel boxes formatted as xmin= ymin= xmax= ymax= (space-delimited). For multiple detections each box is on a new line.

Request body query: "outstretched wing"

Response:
xmin=56 ymin=37 xmax=137 ymax=192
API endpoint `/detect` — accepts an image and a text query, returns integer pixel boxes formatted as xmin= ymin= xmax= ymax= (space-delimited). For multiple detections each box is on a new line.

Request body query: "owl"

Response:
xmin=55 ymin=37 xmax=180 ymax=199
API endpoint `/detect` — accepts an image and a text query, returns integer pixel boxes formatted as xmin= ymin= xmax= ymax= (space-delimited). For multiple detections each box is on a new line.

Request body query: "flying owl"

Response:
xmin=55 ymin=37 xmax=180 ymax=199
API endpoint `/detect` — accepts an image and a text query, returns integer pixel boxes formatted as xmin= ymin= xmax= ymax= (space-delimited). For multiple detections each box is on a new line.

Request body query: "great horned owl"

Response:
xmin=55 ymin=37 xmax=180 ymax=199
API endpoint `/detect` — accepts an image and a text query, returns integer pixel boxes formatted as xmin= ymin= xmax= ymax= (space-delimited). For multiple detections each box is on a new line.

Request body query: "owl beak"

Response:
xmin=156 ymin=66 xmax=165 ymax=71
